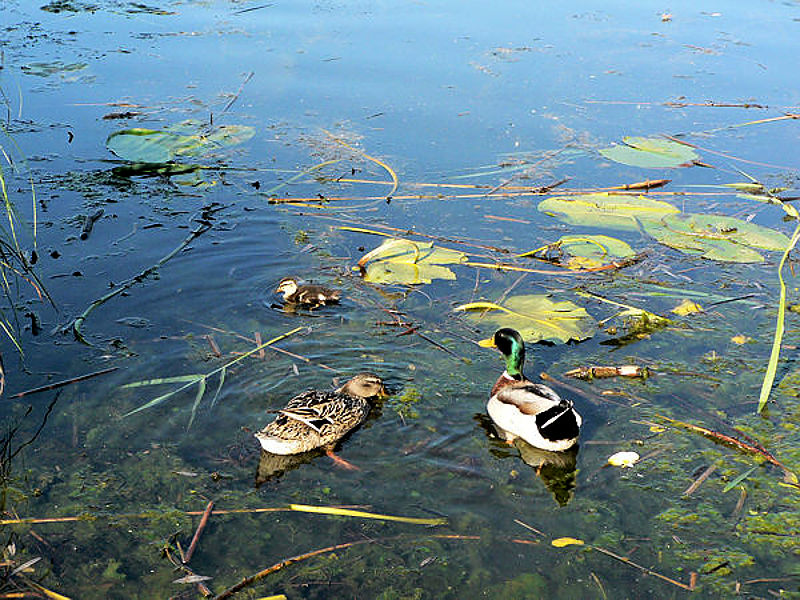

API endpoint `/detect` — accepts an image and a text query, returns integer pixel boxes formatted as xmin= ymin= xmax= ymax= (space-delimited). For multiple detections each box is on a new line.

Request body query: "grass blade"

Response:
xmin=187 ymin=377 xmax=207 ymax=430
xmin=757 ymin=219 xmax=800 ymax=412
xmin=121 ymin=375 xmax=206 ymax=388
xmin=289 ymin=503 xmax=446 ymax=525
xmin=722 ymin=465 xmax=758 ymax=493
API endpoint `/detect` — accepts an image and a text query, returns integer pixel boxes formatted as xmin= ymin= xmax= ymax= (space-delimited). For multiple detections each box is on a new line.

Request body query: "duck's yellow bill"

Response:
xmin=478 ymin=337 xmax=496 ymax=348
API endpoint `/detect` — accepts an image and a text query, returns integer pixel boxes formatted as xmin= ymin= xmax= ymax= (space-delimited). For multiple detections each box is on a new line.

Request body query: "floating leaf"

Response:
xmin=538 ymin=193 xmax=679 ymax=231
xmin=521 ymin=234 xmax=636 ymax=270
xmin=607 ymin=451 xmax=640 ymax=468
xmin=551 ymin=537 xmax=585 ymax=548
xmin=643 ymin=213 xmax=790 ymax=263
xmin=599 ymin=136 xmax=699 ymax=168
xmin=731 ymin=335 xmax=751 ymax=345
xmin=357 ymin=238 xmax=467 ymax=285
xmin=671 ymin=299 xmax=704 ymax=316
xmin=107 ymin=121 xmax=255 ymax=164
xmin=454 ymin=295 xmax=596 ymax=344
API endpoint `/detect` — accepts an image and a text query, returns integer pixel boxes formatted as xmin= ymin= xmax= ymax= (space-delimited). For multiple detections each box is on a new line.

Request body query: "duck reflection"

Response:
xmin=254 ymin=449 xmax=322 ymax=486
xmin=475 ymin=414 xmax=579 ymax=506
xmin=514 ymin=439 xmax=578 ymax=507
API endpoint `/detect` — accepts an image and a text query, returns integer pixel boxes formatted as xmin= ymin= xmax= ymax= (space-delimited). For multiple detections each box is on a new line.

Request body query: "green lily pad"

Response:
xmin=642 ymin=213 xmax=790 ymax=263
xmin=599 ymin=136 xmax=699 ymax=168
xmin=454 ymin=295 xmax=596 ymax=344
xmin=538 ymin=193 xmax=680 ymax=231
xmin=357 ymin=238 xmax=467 ymax=285
xmin=106 ymin=121 xmax=255 ymax=164
xmin=521 ymin=234 xmax=636 ymax=270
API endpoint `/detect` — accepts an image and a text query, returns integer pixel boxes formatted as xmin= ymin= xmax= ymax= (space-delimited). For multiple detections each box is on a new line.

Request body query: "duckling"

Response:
xmin=255 ymin=373 xmax=387 ymax=469
xmin=479 ymin=328 xmax=581 ymax=452
xmin=276 ymin=277 xmax=341 ymax=307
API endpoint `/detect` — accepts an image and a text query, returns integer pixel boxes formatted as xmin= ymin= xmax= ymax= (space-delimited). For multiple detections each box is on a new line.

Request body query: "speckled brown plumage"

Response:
xmin=255 ymin=373 xmax=387 ymax=455
xmin=276 ymin=277 xmax=341 ymax=307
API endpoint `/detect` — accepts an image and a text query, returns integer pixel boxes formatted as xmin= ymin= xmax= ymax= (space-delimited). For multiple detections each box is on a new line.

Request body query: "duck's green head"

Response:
xmin=479 ymin=327 xmax=525 ymax=378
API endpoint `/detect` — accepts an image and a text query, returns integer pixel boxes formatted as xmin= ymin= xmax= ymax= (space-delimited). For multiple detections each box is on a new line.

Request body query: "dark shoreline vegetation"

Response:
xmin=2 ymin=1 xmax=800 ymax=598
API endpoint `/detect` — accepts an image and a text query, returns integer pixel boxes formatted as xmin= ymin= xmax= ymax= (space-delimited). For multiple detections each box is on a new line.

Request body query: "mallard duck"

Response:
xmin=255 ymin=373 xmax=387 ymax=468
xmin=479 ymin=328 xmax=581 ymax=452
xmin=276 ymin=277 xmax=341 ymax=307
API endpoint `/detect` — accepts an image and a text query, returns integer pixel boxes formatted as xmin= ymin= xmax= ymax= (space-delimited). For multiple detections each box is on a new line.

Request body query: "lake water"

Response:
xmin=2 ymin=1 xmax=800 ymax=598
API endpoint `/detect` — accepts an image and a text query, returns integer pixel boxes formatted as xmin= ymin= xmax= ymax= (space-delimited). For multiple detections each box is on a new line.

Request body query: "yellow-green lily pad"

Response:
xmin=599 ymin=136 xmax=699 ymax=168
xmin=538 ymin=193 xmax=680 ymax=231
xmin=357 ymin=238 xmax=467 ymax=285
xmin=454 ymin=295 xmax=595 ymax=344
xmin=521 ymin=234 xmax=636 ymax=270
xmin=642 ymin=213 xmax=790 ymax=263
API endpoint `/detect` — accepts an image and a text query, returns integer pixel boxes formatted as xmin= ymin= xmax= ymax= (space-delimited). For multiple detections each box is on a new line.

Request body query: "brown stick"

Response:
xmin=206 ymin=335 xmax=222 ymax=358
xmin=10 ymin=367 xmax=118 ymax=399
xmin=564 ymin=365 xmax=649 ymax=380
xmin=682 ymin=463 xmax=718 ymax=496
xmin=253 ymin=332 xmax=265 ymax=359
xmin=212 ymin=538 xmax=377 ymax=600
xmin=183 ymin=500 xmax=214 ymax=564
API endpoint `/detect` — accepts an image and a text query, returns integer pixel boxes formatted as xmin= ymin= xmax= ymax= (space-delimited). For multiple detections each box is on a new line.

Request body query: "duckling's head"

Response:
xmin=338 ymin=372 xmax=389 ymax=399
xmin=276 ymin=277 xmax=299 ymax=298
xmin=479 ymin=328 xmax=525 ymax=378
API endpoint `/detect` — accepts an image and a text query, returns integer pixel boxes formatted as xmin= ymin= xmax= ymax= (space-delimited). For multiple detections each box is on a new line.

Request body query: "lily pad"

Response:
xmin=642 ymin=213 xmax=790 ymax=263
xmin=454 ymin=295 xmax=596 ymax=344
xmin=599 ymin=136 xmax=699 ymax=168
xmin=522 ymin=234 xmax=636 ymax=270
xmin=106 ymin=121 xmax=255 ymax=164
xmin=538 ymin=193 xmax=680 ymax=232
xmin=357 ymin=238 xmax=467 ymax=285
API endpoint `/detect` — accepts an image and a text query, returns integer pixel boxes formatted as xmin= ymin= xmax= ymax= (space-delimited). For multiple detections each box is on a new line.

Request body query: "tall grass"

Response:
xmin=0 ymin=115 xmax=43 ymax=357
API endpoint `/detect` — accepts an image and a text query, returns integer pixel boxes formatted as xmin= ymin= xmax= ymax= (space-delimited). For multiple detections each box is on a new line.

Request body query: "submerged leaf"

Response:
xmin=357 ymin=238 xmax=467 ymax=284
xmin=599 ymin=136 xmax=699 ymax=168
xmin=454 ymin=295 xmax=596 ymax=344
xmin=643 ymin=213 xmax=789 ymax=263
xmin=538 ymin=193 xmax=680 ymax=231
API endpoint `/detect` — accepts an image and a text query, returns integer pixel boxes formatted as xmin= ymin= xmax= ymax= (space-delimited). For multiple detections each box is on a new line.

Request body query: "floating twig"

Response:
xmin=564 ymin=365 xmax=649 ymax=380
xmin=79 ymin=208 xmax=104 ymax=240
xmin=608 ymin=179 xmax=671 ymax=191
